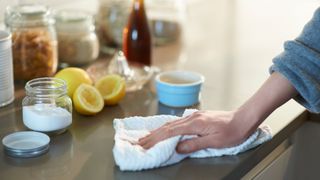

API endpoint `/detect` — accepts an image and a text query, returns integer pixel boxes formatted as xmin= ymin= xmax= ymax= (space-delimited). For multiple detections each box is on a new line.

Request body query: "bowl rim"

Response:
xmin=155 ymin=70 xmax=205 ymax=87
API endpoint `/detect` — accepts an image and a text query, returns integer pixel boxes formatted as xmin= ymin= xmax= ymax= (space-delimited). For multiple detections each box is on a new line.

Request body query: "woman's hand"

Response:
xmin=138 ymin=110 xmax=251 ymax=154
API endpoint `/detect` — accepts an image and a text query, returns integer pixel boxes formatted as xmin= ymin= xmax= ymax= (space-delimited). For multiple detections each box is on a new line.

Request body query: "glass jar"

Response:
xmin=96 ymin=0 xmax=131 ymax=54
xmin=55 ymin=10 xmax=99 ymax=66
xmin=22 ymin=77 xmax=72 ymax=135
xmin=5 ymin=4 xmax=58 ymax=80
xmin=145 ymin=0 xmax=186 ymax=46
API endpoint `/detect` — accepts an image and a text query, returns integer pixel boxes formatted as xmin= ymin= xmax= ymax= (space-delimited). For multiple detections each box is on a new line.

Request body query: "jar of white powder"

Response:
xmin=22 ymin=77 xmax=72 ymax=135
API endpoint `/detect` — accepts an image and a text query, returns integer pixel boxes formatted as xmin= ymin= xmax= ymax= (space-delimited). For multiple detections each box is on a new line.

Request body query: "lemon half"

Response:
xmin=73 ymin=84 xmax=104 ymax=115
xmin=95 ymin=74 xmax=126 ymax=105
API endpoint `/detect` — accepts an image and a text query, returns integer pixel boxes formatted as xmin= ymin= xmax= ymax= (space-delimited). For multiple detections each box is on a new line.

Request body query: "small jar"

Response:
xmin=22 ymin=77 xmax=72 ymax=134
xmin=55 ymin=10 xmax=99 ymax=66
xmin=5 ymin=4 xmax=58 ymax=80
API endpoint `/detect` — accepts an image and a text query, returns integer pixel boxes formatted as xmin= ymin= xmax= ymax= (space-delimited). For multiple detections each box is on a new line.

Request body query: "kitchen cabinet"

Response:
xmin=244 ymin=117 xmax=320 ymax=180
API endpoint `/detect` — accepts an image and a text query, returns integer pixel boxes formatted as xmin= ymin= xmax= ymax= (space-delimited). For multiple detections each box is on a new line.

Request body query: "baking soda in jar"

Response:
xmin=22 ymin=77 xmax=72 ymax=134
xmin=23 ymin=104 xmax=72 ymax=132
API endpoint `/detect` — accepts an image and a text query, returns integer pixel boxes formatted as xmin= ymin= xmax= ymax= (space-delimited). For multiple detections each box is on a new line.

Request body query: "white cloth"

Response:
xmin=113 ymin=109 xmax=272 ymax=171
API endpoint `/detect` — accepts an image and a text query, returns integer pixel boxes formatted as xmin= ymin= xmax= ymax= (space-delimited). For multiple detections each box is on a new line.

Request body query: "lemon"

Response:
xmin=73 ymin=84 xmax=104 ymax=115
xmin=55 ymin=67 xmax=92 ymax=97
xmin=95 ymin=74 xmax=126 ymax=105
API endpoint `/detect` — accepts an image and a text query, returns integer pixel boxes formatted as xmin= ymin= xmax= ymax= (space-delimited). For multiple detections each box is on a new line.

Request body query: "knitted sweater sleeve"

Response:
xmin=270 ymin=7 xmax=320 ymax=113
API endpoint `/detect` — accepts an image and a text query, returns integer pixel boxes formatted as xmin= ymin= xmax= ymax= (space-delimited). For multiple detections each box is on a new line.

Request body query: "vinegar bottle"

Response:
xmin=123 ymin=0 xmax=152 ymax=66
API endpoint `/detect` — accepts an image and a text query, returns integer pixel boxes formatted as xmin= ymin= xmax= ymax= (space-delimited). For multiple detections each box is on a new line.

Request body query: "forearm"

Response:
xmin=270 ymin=8 xmax=320 ymax=113
xmin=234 ymin=72 xmax=298 ymax=137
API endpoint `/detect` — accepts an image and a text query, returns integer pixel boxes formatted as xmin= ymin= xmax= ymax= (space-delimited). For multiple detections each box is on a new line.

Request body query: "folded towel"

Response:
xmin=113 ymin=109 xmax=272 ymax=171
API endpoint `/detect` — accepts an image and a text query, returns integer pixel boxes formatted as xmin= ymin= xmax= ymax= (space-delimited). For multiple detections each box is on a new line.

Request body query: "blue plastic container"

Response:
xmin=155 ymin=71 xmax=204 ymax=107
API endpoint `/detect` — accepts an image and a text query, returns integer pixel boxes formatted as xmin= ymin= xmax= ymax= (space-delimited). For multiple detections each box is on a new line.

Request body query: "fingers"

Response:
xmin=150 ymin=116 xmax=188 ymax=134
xmin=138 ymin=116 xmax=195 ymax=149
xmin=139 ymin=122 xmax=189 ymax=149
xmin=176 ymin=136 xmax=223 ymax=154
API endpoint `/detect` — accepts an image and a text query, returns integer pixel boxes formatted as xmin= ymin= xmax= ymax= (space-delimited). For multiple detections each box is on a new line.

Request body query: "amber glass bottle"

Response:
xmin=123 ymin=0 xmax=152 ymax=66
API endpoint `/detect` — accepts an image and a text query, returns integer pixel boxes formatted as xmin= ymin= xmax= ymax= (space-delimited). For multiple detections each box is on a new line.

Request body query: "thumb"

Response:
xmin=176 ymin=136 xmax=211 ymax=154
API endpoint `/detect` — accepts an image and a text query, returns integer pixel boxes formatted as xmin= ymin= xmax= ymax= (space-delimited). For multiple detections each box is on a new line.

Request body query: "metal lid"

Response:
xmin=2 ymin=131 xmax=50 ymax=158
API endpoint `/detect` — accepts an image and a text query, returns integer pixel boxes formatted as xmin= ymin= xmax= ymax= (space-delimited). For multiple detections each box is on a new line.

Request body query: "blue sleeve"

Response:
xmin=269 ymin=7 xmax=320 ymax=113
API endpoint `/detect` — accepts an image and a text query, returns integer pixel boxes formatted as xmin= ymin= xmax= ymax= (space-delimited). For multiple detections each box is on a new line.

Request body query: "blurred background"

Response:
xmin=1 ymin=0 xmax=319 ymax=110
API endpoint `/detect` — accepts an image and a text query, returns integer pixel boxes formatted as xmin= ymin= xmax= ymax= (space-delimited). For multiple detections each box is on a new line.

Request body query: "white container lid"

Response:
xmin=2 ymin=131 xmax=50 ymax=158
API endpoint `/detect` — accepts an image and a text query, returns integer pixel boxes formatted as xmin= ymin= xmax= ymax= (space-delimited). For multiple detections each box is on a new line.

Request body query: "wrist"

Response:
xmin=232 ymin=106 xmax=262 ymax=140
xmin=231 ymin=72 xmax=298 ymax=139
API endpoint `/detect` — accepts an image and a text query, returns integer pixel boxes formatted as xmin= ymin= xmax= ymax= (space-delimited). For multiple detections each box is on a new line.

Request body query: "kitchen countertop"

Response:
xmin=0 ymin=0 xmax=318 ymax=179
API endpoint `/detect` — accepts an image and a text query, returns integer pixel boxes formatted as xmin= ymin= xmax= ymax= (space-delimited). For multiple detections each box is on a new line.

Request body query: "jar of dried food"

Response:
xmin=146 ymin=0 xmax=186 ymax=46
xmin=5 ymin=4 xmax=58 ymax=80
xmin=96 ymin=0 xmax=131 ymax=54
xmin=55 ymin=10 xmax=99 ymax=66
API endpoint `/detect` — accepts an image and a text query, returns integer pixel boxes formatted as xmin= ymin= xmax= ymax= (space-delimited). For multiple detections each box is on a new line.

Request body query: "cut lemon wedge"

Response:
xmin=95 ymin=74 xmax=126 ymax=105
xmin=73 ymin=84 xmax=104 ymax=115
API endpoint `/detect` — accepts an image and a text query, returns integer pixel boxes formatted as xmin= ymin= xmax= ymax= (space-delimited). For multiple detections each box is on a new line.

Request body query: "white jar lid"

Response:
xmin=2 ymin=131 xmax=50 ymax=158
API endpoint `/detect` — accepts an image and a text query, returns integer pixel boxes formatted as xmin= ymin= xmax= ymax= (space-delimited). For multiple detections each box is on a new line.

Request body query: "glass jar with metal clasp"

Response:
xmin=5 ymin=4 xmax=58 ymax=80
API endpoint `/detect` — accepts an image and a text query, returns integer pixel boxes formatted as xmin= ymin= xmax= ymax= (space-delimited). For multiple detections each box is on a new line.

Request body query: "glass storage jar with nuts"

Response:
xmin=55 ymin=10 xmax=99 ymax=66
xmin=5 ymin=4 xmax=58 ymax=81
